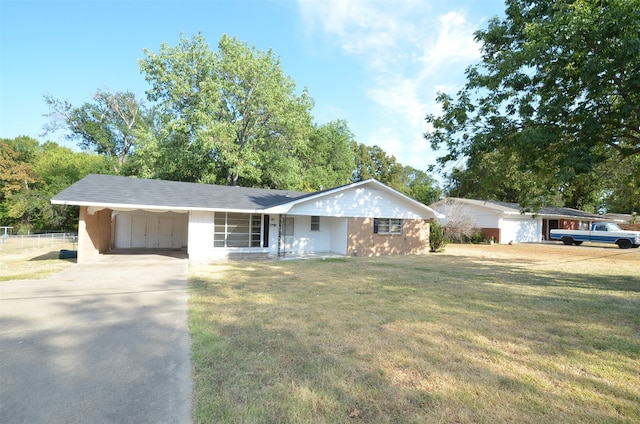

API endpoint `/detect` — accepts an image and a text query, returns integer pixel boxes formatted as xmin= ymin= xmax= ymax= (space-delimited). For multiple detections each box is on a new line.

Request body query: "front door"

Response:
xmin=284 ymin=217 xmax=295 ymax=250
xmin=547 ymin=219 xmax=559 ymax=241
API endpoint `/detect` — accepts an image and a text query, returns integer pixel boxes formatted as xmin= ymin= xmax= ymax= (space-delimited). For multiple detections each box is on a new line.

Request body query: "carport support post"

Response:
xmin=77 ymin=206 xmax=112 ymax=263
xmin=277 ymin=214 xmax=285 ymax=259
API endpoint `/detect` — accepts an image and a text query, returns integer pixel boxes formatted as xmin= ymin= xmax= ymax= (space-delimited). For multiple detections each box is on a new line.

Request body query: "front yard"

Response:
xmin=0 ymin=241 xmax=76 ymax=281
xmin=189 ymin=243 xmax=640 ymax=423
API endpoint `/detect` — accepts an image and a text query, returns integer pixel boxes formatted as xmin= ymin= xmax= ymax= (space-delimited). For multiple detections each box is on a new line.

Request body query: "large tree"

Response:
xmin=0 ymin=137 xmax=39 ymax=200
xmin=139 ymin=33 xmax=314 ymax=188
xmin=44 ymin=90 xmax=147 ymax=173
xmin=300 ymin=120 xmax=356 ymax=191
xmin=352 ymin=143 xmax=405 ymax=189
xmin=0 ymin=137 xmax=113 ymax=231
xmin=402 ymin=166 xmax=442 ymax=206
xmin=600 ymin=154 xmax=640 ymax=214
xmin=425 ymin=0 xmax=639 ymax=208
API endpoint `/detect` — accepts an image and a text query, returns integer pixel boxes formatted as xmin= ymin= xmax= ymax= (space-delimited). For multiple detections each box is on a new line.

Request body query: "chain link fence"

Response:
xmin=0 ymin=232 xmax=78 ymax=254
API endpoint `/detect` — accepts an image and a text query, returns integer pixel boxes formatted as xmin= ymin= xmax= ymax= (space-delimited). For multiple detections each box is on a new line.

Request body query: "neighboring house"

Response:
xmin=604 ymin=213 xmax=640 ymax=231
xmin=51 ymin=174 xmax=443 ymax=263
xmin=429 ymin=198 xmax=611 ymax=244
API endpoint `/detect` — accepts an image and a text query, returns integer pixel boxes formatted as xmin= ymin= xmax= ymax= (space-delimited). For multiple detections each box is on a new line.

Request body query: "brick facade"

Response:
xmin=346 ymin=217 xmax=431 ymax=256
xmin=78 ymin=207 xmax=112 ymax=263
xmin=479 ymin=228 xmax=501 ymax=243
xmin=559 ymin=219 xmax=580 ymax=230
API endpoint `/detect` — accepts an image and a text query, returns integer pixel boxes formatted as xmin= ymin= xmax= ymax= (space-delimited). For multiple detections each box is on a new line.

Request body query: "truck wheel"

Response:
xmin=573 ymin=241 xmax=583 ymax=246
xmin=617 ymin=239 xmax=632 ymax=249
xmin=562 ymin=237 xmax=574 ymax=245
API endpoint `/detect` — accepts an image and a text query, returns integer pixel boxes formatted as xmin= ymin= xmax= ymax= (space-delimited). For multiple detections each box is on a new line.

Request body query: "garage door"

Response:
xmin=115 ymin=211 xmax=188 ymax=249
xmin=502 ymin=219 xmax=541 ymax=243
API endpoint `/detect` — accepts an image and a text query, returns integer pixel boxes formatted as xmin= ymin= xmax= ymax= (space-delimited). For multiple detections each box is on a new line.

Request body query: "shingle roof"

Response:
xmin=432 ymin=198 xmax=606 ymax=220
xmin=537 ymin=205 xmax=603 ymax=219
xmin=481 ymin=200 xmax=603 ymax=219
xmin=51 ymin=174 xmax=312 ymax=211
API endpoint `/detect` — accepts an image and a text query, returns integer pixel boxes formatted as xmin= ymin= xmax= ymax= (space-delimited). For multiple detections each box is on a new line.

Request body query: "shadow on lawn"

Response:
xmin=28 ymin=250 xmax=76 ymax=263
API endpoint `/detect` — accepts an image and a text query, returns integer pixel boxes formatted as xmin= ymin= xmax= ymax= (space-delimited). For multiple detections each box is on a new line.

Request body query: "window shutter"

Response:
xmin=373 ymin=218 xmax=379 ymax=234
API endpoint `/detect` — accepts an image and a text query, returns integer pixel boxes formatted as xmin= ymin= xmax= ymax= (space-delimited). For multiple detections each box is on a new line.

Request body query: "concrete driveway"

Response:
xmin=0 ymin=252 xmax=192 ymax=424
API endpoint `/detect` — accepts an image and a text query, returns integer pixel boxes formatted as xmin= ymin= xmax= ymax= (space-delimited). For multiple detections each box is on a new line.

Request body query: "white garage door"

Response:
xmin=115 ymin=211 xmax=188 ymax=249
xmin=502 ymin=219 xmax=541 ymax=243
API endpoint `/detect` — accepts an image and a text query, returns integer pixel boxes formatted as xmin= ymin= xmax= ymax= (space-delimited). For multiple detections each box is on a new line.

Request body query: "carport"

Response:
xmin=73 ymin=206 xmax=189 ymax=262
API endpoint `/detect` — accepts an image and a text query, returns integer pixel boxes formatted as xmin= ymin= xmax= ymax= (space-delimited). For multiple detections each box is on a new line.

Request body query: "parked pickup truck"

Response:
xmin=550 ymin=222 xmax=640 ymax=249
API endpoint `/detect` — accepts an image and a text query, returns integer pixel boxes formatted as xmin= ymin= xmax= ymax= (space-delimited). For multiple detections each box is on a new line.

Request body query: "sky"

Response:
xmin=0 ymin=0 xmax=505 ymax=174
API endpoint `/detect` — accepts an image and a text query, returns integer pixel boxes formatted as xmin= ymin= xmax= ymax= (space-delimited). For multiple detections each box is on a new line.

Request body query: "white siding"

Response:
xmin=434 ymin=203 xmax=500 ymax=228
xmin=287 ymin=187 xmax=431 ymax=219
xmin=266 ymin=215 xmax=349 ymax=256
xmin=187 ymin=211 xmax=215 ymax=260
xmin=329 ymin=217 xmax=348 ymax=254
xmin=288 ymin=215 xmax=331 ymax=253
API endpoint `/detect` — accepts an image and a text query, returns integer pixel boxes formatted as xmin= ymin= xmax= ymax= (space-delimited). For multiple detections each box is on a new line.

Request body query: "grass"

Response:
xmin=189 ymin=244 xmax=640 ymax=423
xmin=0 ymin=242 xmax=77 ymax=281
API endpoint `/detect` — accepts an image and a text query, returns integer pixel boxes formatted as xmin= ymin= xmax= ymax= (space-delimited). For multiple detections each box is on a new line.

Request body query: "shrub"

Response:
xmin=463 ymin=232 xmax=486 ymax=244
xmin=430 ymin=220 xmax=446 ymax=252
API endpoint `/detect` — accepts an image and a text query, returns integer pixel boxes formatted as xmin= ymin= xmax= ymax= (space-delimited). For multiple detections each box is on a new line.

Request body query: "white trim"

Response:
xmin=52 ymin=200 xmax=265 ymax=214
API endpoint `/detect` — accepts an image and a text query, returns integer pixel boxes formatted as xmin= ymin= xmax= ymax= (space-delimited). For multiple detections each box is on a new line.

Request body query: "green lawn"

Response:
xmin=189 ymin=244 xmax=640 ymax=423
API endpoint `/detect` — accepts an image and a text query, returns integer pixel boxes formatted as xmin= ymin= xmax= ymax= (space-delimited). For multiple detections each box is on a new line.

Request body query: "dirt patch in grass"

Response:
xmin=189 ymin=244 xmax=640 ymax=423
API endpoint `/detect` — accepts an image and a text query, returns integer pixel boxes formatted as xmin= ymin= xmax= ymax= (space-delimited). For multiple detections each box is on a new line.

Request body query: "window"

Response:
xmin=594 ymin=223 xmax=608 ymax=231
xmin=214 ymin=212 xmax=263 ymax=248
xmin=373 ymin=218 xmax=402 ymax=234
xmin=310 ymin=216 xmax=320 ymax=231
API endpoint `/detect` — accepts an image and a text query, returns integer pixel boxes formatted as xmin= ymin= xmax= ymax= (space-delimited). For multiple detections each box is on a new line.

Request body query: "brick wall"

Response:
xmin=559 ymin=219 xmax=578 ymax=230
xmin=346 ymin=217 xmax=430 ymax=256
xmin=480 ymin=228 xmax=501 ymax=243
xmin=78 ymin=207 xmax=112 ymax=263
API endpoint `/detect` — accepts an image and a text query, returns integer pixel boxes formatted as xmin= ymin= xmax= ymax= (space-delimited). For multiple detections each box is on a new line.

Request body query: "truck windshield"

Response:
xmin=594 ymin=223 xmax=622 ymax=231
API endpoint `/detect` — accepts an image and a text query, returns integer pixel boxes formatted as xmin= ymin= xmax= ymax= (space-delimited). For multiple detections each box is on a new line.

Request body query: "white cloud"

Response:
xmin=419 ymin=11 xmax=482 ymax=74
xmin=368 ymin=77 xmax=425 ymax=127
xmin=297 ymin=0 xmax=413 ymax=54
xmin=296 ymin=0 xmax=489 ymax=170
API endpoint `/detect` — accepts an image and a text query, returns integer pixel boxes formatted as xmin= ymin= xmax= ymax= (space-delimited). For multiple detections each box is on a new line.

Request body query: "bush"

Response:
xmin=463 ymin=232 xmax=486 ymax=244
xmin=430 ymin=220 xmax=446 ymax=252
xmin=433 ymin=198 xmax=477 ymax=243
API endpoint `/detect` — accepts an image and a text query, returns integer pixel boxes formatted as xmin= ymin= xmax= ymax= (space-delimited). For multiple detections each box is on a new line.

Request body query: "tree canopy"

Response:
xmin=30 ymin=32 xmax=443 ymax=232
xmin=1 ymin=137 xmax=114 ymax=231
xmin=138 ymin=33 xmax=314 ymax=188
xmin=44 ymin=90 xmax=147 ymax=173
xmin=425 ymin=0 xmax=639 ymax=211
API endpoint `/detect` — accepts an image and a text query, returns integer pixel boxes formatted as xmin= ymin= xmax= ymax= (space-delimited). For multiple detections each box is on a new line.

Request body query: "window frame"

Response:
xmin=373 ymin=218 xmax=403 ymax=234
xmin=214 ymin=212 xmax=264 ymax=248
xmin=310 ymin=215 xmax=320 ymax=231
